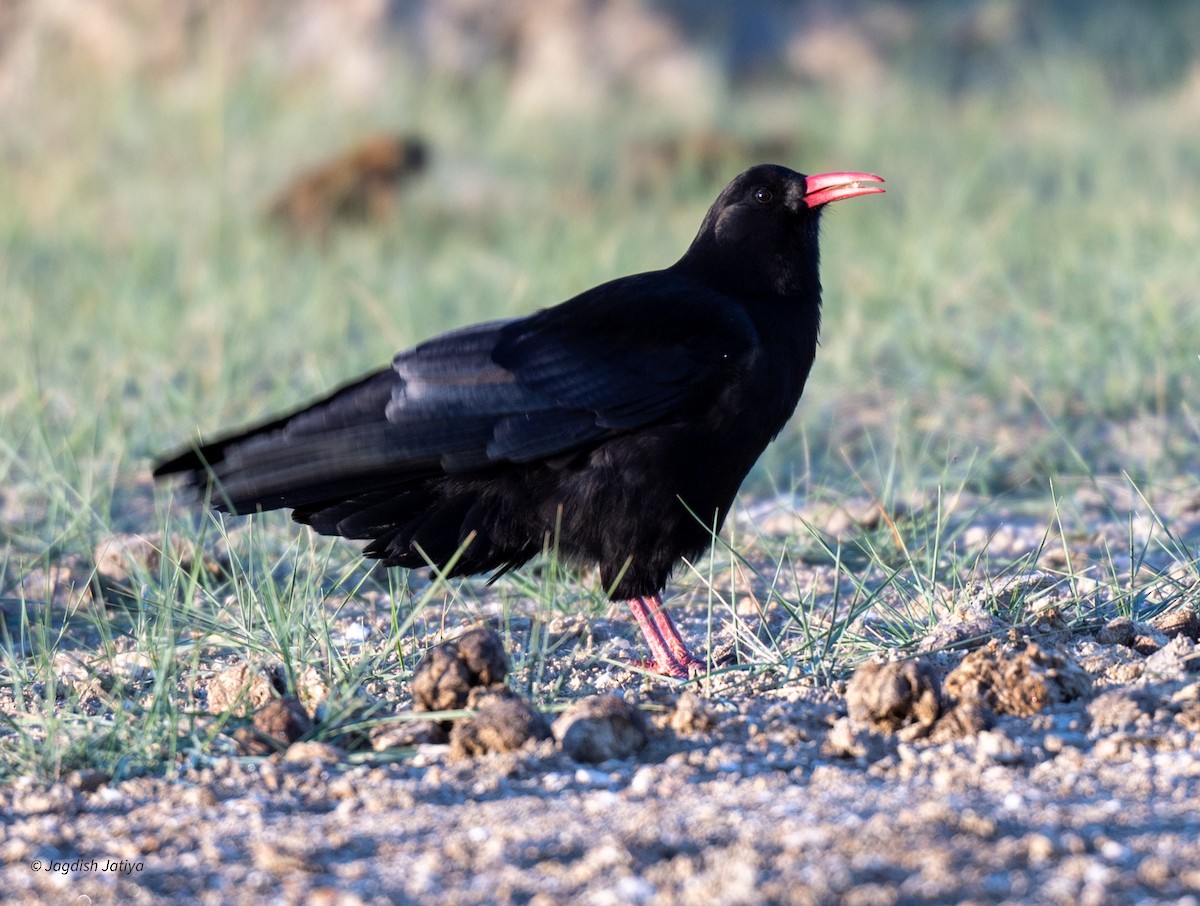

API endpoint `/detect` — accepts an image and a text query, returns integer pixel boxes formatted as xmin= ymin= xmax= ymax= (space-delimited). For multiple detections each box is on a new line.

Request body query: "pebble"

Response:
xmin=339 ymin=622 xmax=371 ymax=644
xmin=976 ymin=730 xmax=1027 ymax=765
xmin=574 ymin=768 xmax=608 ymax=787
xmin=627 ymin=766 xmax=658 ymax=798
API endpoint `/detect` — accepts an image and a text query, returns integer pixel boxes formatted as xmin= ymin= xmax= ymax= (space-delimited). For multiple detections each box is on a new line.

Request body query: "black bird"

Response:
xmin=155 ymin=165 xmax=884 ymax=677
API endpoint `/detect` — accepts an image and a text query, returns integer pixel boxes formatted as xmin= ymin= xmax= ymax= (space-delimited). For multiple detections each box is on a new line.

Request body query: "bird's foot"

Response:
xmin=634 ymin=650 xmax=708 ymax=679
xmin=627 ymin=595 xmax=708 ymax=679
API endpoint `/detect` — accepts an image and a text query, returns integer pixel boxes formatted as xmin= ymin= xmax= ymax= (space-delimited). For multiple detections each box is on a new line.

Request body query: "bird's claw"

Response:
xmin=636 ymin=652 xmax=708 ymax=680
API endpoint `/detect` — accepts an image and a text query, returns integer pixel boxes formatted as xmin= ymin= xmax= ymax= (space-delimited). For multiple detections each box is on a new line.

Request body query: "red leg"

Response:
xmin=626 ymin=595 xmax=707 ymax=678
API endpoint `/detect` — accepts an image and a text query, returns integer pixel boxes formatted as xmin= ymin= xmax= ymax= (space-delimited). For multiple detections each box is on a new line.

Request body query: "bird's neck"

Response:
xmin=675 ymin=227 xmax=824 ymax=304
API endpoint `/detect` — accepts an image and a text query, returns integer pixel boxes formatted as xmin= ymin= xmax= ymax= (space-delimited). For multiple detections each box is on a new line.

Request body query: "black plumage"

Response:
xmin=155 ymin=164 xmax=884 ymax=677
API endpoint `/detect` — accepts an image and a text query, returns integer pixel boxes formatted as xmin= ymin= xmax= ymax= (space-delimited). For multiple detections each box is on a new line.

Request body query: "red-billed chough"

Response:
xmin=155 ymin=165 xmax=884 ymax=678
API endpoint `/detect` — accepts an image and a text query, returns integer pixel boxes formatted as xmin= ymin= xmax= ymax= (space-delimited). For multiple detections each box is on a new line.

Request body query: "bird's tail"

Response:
xmin=152 ymin=368 xmax=428 ymax=516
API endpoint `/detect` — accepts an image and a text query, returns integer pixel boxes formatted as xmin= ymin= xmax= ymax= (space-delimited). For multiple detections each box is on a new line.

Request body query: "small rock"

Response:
xmin=547 ymin=613 xmax=591 ymax=639
xmin=1026 ymin=833 xmax=1058 ymax=863
xmin=627 ymin=765 xmax=659 ymax=798
xmin=976 ymin=729 xmax=1028 ymax=765
xmin=209 ymin=662 xmax=329 ymax=718
xmin=181 ymin=785 xmax=219 ymax=808
xmin=553 ymin=694 xmax=648 ymax=763
xmin=1172 ymin=684 xmax=1200 ymax=731
xmin=1137 ymin=855 xmax=1174 ymax=887
xmin=1099 ymin=838 xmax=1130 ymax=862
xmin=1042 ymin=731 xmax=1089 ymax=753
xmin=112 ymin=650 xmax=155 ymax=682
xmin=16 ymin=560 xmax=89 ymax=611
xmin=918 ymin=598 xmax=1007 ymax=653
xmin=815 ymin=499 xmax=890 ymax=536
xmin=613 ymin=876 xmax=656 ymax=904
xmin=293 ymin=665 xmax=332 ymax=712
xmin=574 ymin=767 xmax=608 ymax=786
xmin=93 ymin=532 xmax=165 ymax=586
xmin=919 ymin=615 xmax=1006 ymax=653
xmin=50 ymin=652 xmax=93 ymax=688
xmin=307 ymin=888 xmax=365 ymax=906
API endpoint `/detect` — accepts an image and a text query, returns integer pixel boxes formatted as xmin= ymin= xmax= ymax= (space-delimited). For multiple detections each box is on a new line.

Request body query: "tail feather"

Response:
xmin=153 ymin=368 xmax=406 ymax=513
xmin=154 ymin=361 xmax=542 ymax=577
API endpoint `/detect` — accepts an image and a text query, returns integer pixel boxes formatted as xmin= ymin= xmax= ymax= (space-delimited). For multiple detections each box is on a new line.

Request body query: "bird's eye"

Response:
xmin=753 ymin=187 xmax=773 ymax=204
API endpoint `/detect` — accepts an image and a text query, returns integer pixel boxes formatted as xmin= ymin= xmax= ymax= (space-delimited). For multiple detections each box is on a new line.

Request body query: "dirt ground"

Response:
xmin=3 ymin=486 xmax=1200 ymax=905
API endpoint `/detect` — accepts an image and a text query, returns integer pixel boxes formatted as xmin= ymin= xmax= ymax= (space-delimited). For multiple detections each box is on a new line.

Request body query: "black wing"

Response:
xmin=154 ymin=271 xmax=756 ymax=513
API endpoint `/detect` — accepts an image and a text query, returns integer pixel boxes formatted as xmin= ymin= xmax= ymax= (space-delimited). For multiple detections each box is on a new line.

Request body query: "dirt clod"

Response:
xmin=456 ymin=627 xmax=509 ymax=683
xmin=1143 ymin=635 xmax=1200 ymax=680
xmin=822 ymin=717 xmax=891 ymax=762
xmin=1175 ymin=697 xmax=1200 ymax=732
xmin=1152 ymin=606 xmax=1200 ymax=641
xmin=449 ymin=696 xmax=551 ymax=759
xmin=845 ymin=659 xmax=941 ymax=734
xmin=370 ymin=719 xmax=448 ymax=750
xmin=929 ymin=701 xmax=995 ymax=742
xmin=411 ymin=626 xmax=509 ymax=713
xmin=92 ymin=532 xmax=222 ymax=602
xmin=944 ymin=641 xmax=1091 ymax=717
xmin=553 ymin=694 xmax=648 ymax=763
xmin=669 ymin=690 xmax=719 ymax=735
xmin=206 ymin=662 xmax=285 ymax=716
xmin=1096 ymin=617 xmax=1136 ymax=647
xmin=464 ymin=683 xmax=519 ymax=711
xmin=1088 ymin=688 xmax=1158 ymax=733
xmin=67 ymin=769 xmax=111 ymax=793
xmin=283 ymin=741 xmax=345 ymax=764
xmin=206 ymin=662 xmax=329 ymax=720
xmin=233 ymin=696 xmax=313 ymax=756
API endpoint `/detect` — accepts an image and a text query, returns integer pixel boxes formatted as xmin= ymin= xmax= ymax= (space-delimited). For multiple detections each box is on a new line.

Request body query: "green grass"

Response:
xmin=2 ymin=7 xmax=1199 ymax=781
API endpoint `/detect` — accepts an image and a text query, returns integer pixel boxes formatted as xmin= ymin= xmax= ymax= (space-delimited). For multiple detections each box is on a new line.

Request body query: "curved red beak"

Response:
xmin=803 ymin=171 xmax=885 ymax=208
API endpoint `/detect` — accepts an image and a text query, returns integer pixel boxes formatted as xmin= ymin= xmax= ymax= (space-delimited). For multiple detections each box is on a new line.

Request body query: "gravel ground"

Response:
xmin=4 ymin=661 xmax=1200 ymax=906
xmin=3 ymin=482 xmax=1200 ymax=905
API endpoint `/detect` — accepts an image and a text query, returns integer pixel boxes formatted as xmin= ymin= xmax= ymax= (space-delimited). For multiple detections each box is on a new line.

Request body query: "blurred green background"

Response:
xmin=1 ymin=0 xmax=1198 ymax=559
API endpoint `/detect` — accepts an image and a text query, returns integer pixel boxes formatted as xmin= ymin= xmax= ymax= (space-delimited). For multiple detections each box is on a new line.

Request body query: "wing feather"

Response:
xmin=382 ymin=275 xmax=756 ymax=468
xmin=157 ymin=275 xmax=757 ymax=514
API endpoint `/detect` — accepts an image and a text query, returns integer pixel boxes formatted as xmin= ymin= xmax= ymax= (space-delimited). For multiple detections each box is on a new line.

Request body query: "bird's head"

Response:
xmin=681 ymin=164 xmax=884 ymax=299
